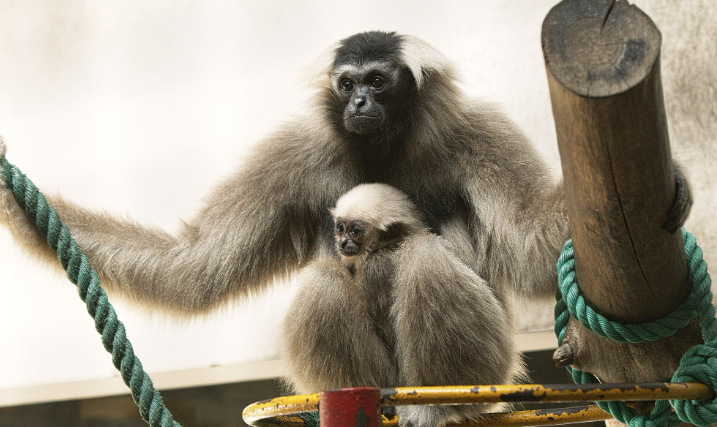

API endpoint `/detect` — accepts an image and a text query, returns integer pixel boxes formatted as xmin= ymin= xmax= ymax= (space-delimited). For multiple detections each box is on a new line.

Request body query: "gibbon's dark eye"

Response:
xmin=350 ymin=225 xmax=361 ymax=237
xmin=336 ymin=223 xmax=345 ymax=234
xmin=370 ymin=76 xmax=384 ymax=89
xmin=340 ymin=79 xmax=355 ymax=92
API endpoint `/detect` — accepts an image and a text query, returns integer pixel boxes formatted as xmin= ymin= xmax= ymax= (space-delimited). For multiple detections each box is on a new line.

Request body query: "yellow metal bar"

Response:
xmin=457 ymin=405 xmax=611 ymax=427
xmin=242 ymin=393 xmax=319 ymax=425
xmin=381 ymin=406 xmax=611 ymax=427
xmin=380 ymin=382 xmax=712 ymax=406
xmin=242 ymin=382 xmax=711 ymax=426
xmin=245 ymin=405 xmax=611 ymax=427
xmin=249 ymin=415 xmax=310 ymax=426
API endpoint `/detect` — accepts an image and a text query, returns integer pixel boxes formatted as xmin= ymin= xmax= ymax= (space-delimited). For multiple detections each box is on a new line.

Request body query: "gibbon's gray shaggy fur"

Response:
xmin=282 ymin=183 xmax=520 ymax=427
xmin=0 ymin=31 xmax=574 ymax=315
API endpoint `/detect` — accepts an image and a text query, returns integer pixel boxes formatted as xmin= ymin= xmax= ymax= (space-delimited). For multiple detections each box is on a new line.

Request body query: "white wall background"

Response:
xmin=0 ymin=0 xmax=714 ymax=400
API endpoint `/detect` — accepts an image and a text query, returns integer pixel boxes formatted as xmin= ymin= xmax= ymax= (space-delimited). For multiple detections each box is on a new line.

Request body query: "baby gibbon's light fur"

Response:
xmin=284 ymin=183 xmax=522 ymax=427
xmin=331 ymin=183 xmax=427 ymax=234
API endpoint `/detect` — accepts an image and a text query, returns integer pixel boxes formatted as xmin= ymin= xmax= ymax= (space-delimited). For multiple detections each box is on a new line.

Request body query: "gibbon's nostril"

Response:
xmin=354 ymin=96 xmax=366 ymax=107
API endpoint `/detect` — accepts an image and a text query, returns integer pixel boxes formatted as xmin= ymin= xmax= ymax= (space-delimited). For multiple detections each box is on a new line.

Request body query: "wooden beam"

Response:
xmin=542 ymin=0 xmax=701 ymax=385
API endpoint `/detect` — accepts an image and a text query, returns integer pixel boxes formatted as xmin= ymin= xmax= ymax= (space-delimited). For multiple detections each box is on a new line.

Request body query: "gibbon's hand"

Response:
xmin=0 ymin=135 xmax=63 ymax=269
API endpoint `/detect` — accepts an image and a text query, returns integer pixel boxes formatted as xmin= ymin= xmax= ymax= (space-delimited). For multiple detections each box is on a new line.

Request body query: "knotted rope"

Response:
xmin=555 ymin=228 xmax=717 ymax=427
xmin=1 ymin=156 xmax=181 ymax=427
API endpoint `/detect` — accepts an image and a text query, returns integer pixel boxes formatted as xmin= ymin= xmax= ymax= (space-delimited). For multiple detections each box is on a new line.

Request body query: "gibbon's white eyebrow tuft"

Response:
xmin=302 ymin=40 xmax=341 ymax=89
xmin=307 ymin=34 xmax=458 ymax=91
xmin=399 ymin=35 xmax=458 ymax=90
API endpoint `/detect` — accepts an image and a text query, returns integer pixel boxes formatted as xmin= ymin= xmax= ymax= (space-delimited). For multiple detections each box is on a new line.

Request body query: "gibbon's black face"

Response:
xmin=328 ymin=31 xmax=418 ymax=140
xmin=334 ymin=219 xmax=369 ymax=258
xmin=337 ymin=64 xmax=393 ymax=135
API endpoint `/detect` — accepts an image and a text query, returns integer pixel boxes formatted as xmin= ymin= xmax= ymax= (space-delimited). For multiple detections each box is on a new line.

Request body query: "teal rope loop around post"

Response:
xmin=556 ymin=238 xmax=697 ymax=343
xmin=555 ymin=228 xmax=717 ymax=427
xmin=1 ymin=157 xmax=181 ymax=427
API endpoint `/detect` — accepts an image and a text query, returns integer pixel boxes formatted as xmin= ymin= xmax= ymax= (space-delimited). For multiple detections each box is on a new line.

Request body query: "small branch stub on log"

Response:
xmin=543 ymin=0 xmax=700 ymax=383
xmin=553 ymin=342 xmax=575 ymax=368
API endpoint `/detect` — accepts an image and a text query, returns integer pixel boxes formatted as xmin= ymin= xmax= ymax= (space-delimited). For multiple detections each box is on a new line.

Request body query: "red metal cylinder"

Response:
xmin=319 ymin=387 xmax=381 ymax=427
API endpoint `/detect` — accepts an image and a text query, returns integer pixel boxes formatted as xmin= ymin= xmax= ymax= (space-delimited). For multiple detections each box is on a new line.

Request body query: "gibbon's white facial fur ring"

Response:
xmin=307 ymin=33 xmax=457 ymax=91
xmin=331 ymin=183 xmax=427 ymax=234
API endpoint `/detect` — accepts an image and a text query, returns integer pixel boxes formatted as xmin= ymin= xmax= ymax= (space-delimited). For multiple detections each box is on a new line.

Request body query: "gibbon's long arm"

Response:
xmin=281 ymin=259 xmax=398 ymax=393
xmin=448 ymin=100 xmax=691 ymax=300
xmin=426 ymin=101 xmax=570 ymax=300
xmin=392 ymin=234 xmax=517 ymax=389
xmin=391 ymin=234 xmax=519 ymax=426
xmin=0 ymin=126 xmax=355 ymax=313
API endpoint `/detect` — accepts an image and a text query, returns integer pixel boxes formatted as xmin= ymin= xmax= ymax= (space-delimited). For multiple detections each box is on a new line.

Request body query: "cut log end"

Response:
xmin=542 ymin=0 xmax=661 ymax=97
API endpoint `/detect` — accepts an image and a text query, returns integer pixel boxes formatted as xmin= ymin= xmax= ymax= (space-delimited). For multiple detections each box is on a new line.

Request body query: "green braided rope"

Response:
xmin=556 ymin=238 xmax=697 ymax=343
xmin=298 ymin=411 xmax=320 ymax=426
xmin=1 ymin=157 xmax=181 ymax=427
xmin=555 ymin=228 xmax=717 ymax=427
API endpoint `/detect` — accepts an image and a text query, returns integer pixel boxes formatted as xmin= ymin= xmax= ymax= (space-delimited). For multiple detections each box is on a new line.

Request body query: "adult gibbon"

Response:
xmin=0 ymin=31 xmax=573 ymax=313
xmin=282 ymin=183 xmax=519 ymax=426
xmin=0 ymin=28 xmax=691 ymax=424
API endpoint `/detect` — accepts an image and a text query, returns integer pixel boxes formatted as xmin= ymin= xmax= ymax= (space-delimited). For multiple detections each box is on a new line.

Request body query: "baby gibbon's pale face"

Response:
xmin=334 ymin=218 xmax=381 ymax=260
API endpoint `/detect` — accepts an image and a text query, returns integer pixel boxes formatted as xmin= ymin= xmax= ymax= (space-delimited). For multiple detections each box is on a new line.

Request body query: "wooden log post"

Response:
xmin=542 ymin=0 xmax=702 ymax=389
